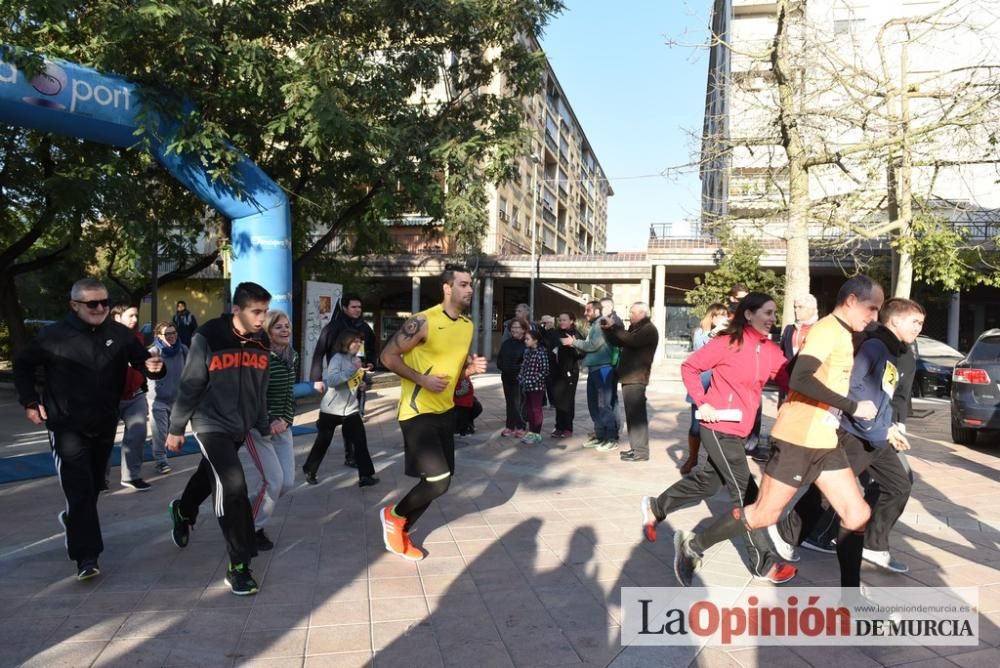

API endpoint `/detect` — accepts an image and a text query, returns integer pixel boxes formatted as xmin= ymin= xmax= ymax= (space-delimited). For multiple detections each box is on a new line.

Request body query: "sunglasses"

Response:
xmin=73 ymin=299 xmax=110 ymax=309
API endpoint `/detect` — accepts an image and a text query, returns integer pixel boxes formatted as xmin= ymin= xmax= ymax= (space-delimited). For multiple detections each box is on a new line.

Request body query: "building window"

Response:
xmin=499 ymin=197 xmax=509 ymax=221
xmin=833 ymin=18 xmax=864 ymax=35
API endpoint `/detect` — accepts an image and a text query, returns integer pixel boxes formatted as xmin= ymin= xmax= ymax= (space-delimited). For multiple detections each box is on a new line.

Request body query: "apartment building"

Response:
xmin=485 ymin=57 xmax=613 ymax=257
xmin=383 ymin=40 xmax=612 ymax=257
xmin=704 ymin=0 xmax=1000 ymax=231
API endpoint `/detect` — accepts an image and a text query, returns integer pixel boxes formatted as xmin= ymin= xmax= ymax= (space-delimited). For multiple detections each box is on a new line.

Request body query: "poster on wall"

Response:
xmin=301 ymin=280 xmax=343 ymax=383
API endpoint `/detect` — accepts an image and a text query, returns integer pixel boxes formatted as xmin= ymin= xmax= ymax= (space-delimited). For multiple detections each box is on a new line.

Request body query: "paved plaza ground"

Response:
xmin=0 ymin=364 xmax=998 ymax=668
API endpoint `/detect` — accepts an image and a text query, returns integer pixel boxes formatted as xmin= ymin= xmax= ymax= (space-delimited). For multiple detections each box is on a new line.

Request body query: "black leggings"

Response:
xmin=304 ymin=412 xmax=375 ymax=479
xmin=396 ymin=475 xmax=451 ymax=531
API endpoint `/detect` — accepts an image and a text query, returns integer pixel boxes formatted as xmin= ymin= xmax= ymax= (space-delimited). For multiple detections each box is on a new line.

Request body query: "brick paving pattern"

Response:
xmin=0 ymin=364 xmax=997 ymax=667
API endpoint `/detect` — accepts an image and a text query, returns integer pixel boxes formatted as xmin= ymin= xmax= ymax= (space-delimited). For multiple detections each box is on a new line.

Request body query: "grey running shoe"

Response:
xmin=595 ymin=440 xmax=618 ymax=452
xmin=582 ymin=436 xmax=602 ymax=448
xmin=672 ymin=530 xmax=701 ymax=587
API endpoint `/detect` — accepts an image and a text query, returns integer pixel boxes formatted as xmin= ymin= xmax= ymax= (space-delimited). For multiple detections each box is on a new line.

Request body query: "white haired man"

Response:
xmin=600 ymin=302 xmax=659 ymax=461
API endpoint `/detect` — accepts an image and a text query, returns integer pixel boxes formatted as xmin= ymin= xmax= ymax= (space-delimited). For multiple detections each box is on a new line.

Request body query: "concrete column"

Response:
xmin=471 ymin=278 xmax=481 ymax=355
xmin=410 ymin=276 xmax=421 ymax=314
xmin=947 ymin=291 xmax=960 ymax=350
xmin=653 ymin=265 xmax=666 ymax=361
xmin=483 ymin=277 xmax=495 ymax=359
xmin=640 ymin=277 xmax=650 ymax=304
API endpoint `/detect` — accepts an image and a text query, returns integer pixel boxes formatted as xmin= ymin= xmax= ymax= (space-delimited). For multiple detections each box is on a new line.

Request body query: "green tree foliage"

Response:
xmin=0 ymin=0 xmax=564 ymax=354
xmin=685 ymin=234 xmax=785 ymax=319
xmin=894 ymin=212 xmax=1000 ymax=292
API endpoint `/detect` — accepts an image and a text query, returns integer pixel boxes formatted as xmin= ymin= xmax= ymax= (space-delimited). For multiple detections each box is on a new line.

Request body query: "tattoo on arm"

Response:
xmin=394 ymin=316 xmax=423 ymax=345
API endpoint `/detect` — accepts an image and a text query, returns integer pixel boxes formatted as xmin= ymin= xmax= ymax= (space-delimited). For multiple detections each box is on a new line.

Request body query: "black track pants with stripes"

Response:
xmin=177 ymin=432 xmax=257 ymax=565
xmin=652 ymin=427 xmax=778 ymax=576
xmin=50 ymin=427 xmax=116 ymax=562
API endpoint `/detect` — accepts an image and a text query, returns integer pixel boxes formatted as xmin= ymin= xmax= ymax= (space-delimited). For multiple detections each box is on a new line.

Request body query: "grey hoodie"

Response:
xmin=320 ymin=352 xmax=364 ymax=416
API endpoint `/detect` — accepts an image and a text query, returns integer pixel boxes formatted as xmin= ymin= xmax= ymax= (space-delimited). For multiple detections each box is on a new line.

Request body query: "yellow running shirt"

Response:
xmin=770 ymin=314 xmax=855 ymax=449
xmin=397 ymin=304 xmax=474 ymax=422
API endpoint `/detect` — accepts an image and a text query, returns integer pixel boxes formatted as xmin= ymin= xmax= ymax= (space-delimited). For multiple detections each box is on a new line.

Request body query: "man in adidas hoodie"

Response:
xmin=165 ymin=282 xmax=272 ymax=596
xmin=769 ymin=297 xmax=924 ymax=579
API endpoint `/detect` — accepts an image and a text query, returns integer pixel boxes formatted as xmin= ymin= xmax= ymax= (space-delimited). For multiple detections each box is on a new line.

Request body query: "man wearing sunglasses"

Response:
xmin=14 ymin=278 xmax=165 ymax=582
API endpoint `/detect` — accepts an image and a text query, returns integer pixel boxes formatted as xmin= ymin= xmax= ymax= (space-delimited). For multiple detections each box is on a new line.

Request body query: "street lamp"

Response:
xmin=529 ymin=153 xmax=541 ymax=321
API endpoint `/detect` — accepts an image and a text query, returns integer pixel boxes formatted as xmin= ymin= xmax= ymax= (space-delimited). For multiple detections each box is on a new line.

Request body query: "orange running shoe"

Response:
xmin=380 ymin=506 xmax=425 ymax=561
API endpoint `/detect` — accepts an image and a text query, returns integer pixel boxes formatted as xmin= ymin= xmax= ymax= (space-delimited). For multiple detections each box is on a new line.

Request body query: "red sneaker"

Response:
xmin=756 ymin=562 xmax=797 ymax=584
xmin=380 ymin=507 xmax=425 ymax=561
xmin=641 ymin=496 xmax=658 ymax=542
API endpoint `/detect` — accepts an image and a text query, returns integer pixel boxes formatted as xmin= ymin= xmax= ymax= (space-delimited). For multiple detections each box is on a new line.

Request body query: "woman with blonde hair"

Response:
xmin=240 ymin=310 xmax=298 ymax=552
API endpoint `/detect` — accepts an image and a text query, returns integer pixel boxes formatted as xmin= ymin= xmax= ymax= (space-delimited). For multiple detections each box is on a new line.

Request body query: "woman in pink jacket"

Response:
xmin=639 ymin=292 xmax=797 ymax=586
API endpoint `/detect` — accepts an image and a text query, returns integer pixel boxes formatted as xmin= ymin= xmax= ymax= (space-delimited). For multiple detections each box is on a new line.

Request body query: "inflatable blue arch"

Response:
xmin=0 ymin=51 xmax=292 ymax=316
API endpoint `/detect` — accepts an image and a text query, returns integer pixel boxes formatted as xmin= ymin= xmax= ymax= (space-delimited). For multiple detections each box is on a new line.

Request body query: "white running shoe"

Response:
xmin=767 ymin=523 xmax=800 ymax=562
xmin=862 ymin=548 xmax=909 ymax=573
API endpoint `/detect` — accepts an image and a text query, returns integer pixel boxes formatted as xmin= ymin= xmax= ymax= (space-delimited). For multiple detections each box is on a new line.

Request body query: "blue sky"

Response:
xmin=540 ymin=0 xmax=712 ymax=251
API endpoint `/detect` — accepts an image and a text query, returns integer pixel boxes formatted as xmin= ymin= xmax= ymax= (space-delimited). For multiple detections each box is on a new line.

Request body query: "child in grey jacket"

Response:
xmin=148 ymin=321 xmax=189 ymax=473
xmin=302 ymin=330 xmax=378 ymax=487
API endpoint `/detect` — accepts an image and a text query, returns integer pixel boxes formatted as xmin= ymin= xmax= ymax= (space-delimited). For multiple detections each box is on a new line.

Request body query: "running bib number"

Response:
xmin=347 ymin=368 xmax=366 ymax=391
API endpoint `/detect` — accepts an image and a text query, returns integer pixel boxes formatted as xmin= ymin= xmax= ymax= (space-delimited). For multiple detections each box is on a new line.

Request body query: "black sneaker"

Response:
xmin=801 ymin=536 xmax=837 ymax=554
xmin=155 ymin=462 xmax=172 ymax=474
xmin=344 ymin=457 xmax=357 ymax=468
xmin=255 ymin=529 xmax=274 ymax=551
xmin=358 ymin=475 xmax=380 ymax=488
xmin=303 ymin=467 xmax=318 ymax=485
xmin=168 ymin=499 xmax=191 ymax=548
xmin=99 ymin=479 xmax=109 ymax=492
xmin=619 ymin=450 xmax=649 ymax=462
xmin=225 ymin=563 xmax=259 ymax=596
xmin=672 ymin=530 xmax=702 ymax=587
xmin=121 ymin=478 xmax=151 ymax=491
xmin=77 ymin=559 xmax=100 ymax=581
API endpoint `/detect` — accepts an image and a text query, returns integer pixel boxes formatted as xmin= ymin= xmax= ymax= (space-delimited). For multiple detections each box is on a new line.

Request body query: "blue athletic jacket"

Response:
xmin=839 ymin=325 xmax=906 ymax=448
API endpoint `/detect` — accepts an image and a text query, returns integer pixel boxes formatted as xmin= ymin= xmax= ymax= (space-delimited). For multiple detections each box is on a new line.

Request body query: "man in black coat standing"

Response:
xmin=14 ymin=279 xmax=165 ymax=581
xmin=601 ymin=302 xmax=659 ymax=462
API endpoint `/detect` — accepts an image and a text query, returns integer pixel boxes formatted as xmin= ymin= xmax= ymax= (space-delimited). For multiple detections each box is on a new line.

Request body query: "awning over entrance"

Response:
xmin=539 ymin=282 xmax=587 ymax=306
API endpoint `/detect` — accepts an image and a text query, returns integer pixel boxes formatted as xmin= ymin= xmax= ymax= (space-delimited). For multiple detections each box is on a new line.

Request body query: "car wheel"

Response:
xmin=951 ymin=416 xmax=977 ymax=446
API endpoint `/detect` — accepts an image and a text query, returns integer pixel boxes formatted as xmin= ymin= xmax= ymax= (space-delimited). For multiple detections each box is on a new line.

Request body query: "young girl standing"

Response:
xmin=517 ymin=329 xmax=549 ymax=445
xmin=303 ymin=331 xmax=378 ymax=487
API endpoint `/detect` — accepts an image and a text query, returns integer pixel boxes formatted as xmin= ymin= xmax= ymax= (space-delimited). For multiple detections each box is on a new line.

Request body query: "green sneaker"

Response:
xmin=596 ymin=440 xmax=619 ymax=452
xmin=225 ymin=563 xmax=259 ymax=596
xmin=582 ymin=437 xmax=602 ymax=448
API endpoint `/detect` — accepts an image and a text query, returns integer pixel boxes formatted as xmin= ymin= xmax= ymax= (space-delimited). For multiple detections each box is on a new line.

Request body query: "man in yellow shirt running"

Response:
xmin=378 ymin=264 xmax=488 ymax=560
